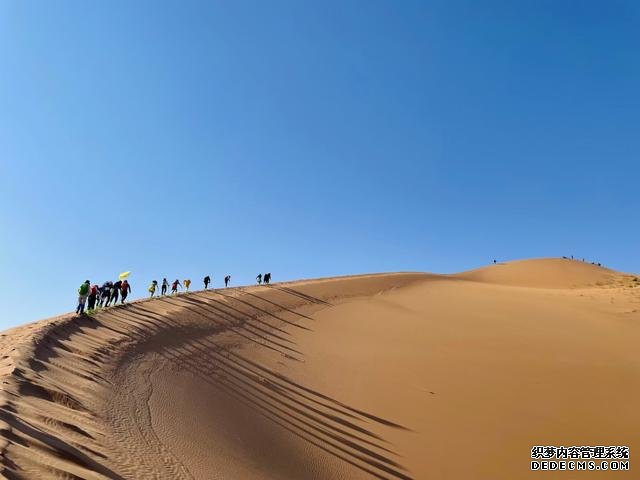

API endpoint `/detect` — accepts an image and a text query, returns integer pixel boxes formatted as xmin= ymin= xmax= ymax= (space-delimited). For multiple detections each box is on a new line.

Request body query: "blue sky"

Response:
xmin=0 ymin=0 xmax=638 ymax=328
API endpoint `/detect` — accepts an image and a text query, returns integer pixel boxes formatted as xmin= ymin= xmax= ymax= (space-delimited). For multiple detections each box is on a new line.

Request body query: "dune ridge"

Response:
xmin=0 ymin=259 xmax=638 ymax=479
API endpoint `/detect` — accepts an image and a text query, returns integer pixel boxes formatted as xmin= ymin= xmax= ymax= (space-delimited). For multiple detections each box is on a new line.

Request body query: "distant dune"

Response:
xmin=0 ymin=258 xmax=638 ymax=479
xmin=453 ymin=258 xmax=622 ymax=288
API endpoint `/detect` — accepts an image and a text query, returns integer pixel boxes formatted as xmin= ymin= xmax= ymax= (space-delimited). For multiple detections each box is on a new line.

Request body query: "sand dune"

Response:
xmin=0 ymin=259 xmax=638 ymax=479
xmin=454 ymin=258 xmax=622 ymax=288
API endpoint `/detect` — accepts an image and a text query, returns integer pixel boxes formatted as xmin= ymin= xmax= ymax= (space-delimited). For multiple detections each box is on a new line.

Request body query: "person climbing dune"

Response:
xmin=111 ymin=280 xmax=122 ymax=305
xmin=99 ymin=281 xmax=113 ymax=307
xmin=120 ymin=279 xmax=131 ymax=303
xmin=171 ymin=279 xmax=182 ymax=294
xmin=161 ymin=278 xmax=169 ymax=296
xmin=184 ymin=279 xmax=191 ymax=291
xmin=148 ymin=280 xmax=158 ymax=297
xmin=76 ymin=280 xmax=90 ymax=315
xmin=87 ymin=284 xmax=99 ymax=311
xmin=257 ymin=273 xmax=262 ymax=285
xmin=204 ymin=275 xmax=211 ymax=289
xmin=224 ymin=275 xmax=230 ymax=287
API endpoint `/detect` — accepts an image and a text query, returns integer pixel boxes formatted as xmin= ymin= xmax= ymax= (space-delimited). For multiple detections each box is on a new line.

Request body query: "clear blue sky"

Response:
xmin=0 ymin=1 xmax=638 ymax=328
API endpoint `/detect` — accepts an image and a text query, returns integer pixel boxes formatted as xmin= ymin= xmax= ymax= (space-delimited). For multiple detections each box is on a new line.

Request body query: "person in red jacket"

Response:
xmin=87 ymin=284 xmax=99 ymax=311
xmin=171 ymin=279 xmax=182 ymax=294
xmin=120 ymin=280 xmax=132 ymax=303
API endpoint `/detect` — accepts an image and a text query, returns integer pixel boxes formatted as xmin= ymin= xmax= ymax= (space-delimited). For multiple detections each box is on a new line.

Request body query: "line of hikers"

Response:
xmin=256 ymin=273 xmax=272 ymax=285
xmin=147 ymin=274 xmax=260 ymax=296
xmin=562 ymin=255 xmax=602 ymax=266
xmin=76 ymin=279 xmax=131 ymax=314
xmin=77 ymin=272 xmax=273 ymax=315
xmin=147 ymin=277 xmax=196 ymax=297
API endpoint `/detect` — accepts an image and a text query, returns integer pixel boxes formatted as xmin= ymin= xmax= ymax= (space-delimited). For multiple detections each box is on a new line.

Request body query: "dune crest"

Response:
xmin=454 ymin=257 xmax=630 ymax=288
xmin=0 ymin=259 xmax=638 ymax=479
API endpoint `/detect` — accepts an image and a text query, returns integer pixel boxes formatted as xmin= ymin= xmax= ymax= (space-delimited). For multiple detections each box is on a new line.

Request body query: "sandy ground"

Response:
xmin=0 ymin=258 xmax=638 ymax=479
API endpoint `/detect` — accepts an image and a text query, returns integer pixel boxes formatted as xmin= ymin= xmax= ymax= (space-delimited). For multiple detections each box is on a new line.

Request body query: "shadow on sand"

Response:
xmin=3 ymin=284 xmax=413 ymax=480
xmin=101 ymin=287 xmax=414 ymax=480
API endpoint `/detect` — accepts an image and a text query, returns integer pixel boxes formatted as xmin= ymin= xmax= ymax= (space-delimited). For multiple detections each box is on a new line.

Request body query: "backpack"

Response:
xmin=79 ymin=283 xmax=89 ymax=295
xmin=90 ymin=285 xmax=98 ymax=295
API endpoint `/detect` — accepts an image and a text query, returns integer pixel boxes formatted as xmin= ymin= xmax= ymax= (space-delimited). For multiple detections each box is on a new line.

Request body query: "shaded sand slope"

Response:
xmin=0 ymin=259 xmax=639 ymax=479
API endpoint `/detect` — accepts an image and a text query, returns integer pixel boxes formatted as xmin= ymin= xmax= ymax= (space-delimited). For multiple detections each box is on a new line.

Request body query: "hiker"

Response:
xmin=184 ymin=279 xmax=191 ymax=291
xmin=120 ymin=279 xmax=131 ymax=303
xmin=87 ymin=284 xmax=99 ymax=311
xmin=161 ymin=278 xmax=169 ymax=295
xmin=104 ymin=281 xmax=116 ymax=307
xmin=99 ymin=281 xmax=112 ymax=307
xmin=171 ymin=279 xmax=182 ymax=294
xmin=493 ymin=259 xmax=497 ymax=264
xmin=256 ymin=273 xmax=262 ymax=284
xmin=110 ymin=280 xmax=122 ymax=305
xmin=204 ymin=275 xmax=211 ymax=289
xmin=224 ymin=275 xmax=230 ymax=287
xmin=76 ymin=280 xmax=90 ymax=314
xmin=264 ymin=273 xmax=271 ymax=285
xmin=148 ymin=280 xmax=158 ymax=297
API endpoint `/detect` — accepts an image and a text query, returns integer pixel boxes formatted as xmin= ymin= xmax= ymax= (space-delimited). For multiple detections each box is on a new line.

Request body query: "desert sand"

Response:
xmin=0 ymin=258 xmax=638 ymax=479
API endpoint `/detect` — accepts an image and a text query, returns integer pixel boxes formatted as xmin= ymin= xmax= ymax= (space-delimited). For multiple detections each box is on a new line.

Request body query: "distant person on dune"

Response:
xmin=204 ymin=275 xmax=211 ymax=289
xmin=148 ymin=280 xmax=158 ymax=297
xmin=88 ymin=284 xmax=99 ymax=311
xmin=161 ymin=278 xmax=169 ymax=295
xmin=76 ymin=280 xmax=90 ymax=315
xmin=110 ymin=280 xmax=122 ymax=306
xmin=256 ymin=274 xmax=262 ymax=285
xmin=264 ymin=273 xmax=271 ymax=285
xmin=184 ymin=279 xmax=191 ymax=291
xmin=224 ymin=275 xmax=230 ymax=287
xmin=120 ymin=280 xmax=131 ymax=303
xmin=171 ymin=279 xmax=182 ymax=294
